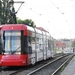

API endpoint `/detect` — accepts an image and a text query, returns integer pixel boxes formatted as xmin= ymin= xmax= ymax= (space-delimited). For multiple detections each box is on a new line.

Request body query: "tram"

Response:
xmin=0 ymin=24 xmax=54 ymax=66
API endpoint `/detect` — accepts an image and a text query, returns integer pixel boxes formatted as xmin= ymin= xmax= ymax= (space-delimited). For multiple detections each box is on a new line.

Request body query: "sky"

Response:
xmin=14 ymin=0 xmax=75 ymax=39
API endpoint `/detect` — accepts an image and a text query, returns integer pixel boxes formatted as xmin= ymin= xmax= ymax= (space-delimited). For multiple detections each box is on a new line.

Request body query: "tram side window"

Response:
xmin=50 ymin=40 xmax=54 ymax=50
xmin=31 ymin=32 xmax=36 ymax=52
xmin=48 ymin=39 xmax=51 ymax=50
xmin=27 ymin=30 xmax=33 ymax=54
xmin=46 ymin=36 xmax=48 ymax=51
xmin=36 ymin=33 xmax=39 ymax=51
xmin=28 ymin=36 xmax=32 ymax=54
xmin=39 ymin=34 xmax=43 ymax=51
xmin=44 ymin=35 xmax=47 ymax=50
xmin=48 ymin=36 xmax=50 ymax=50
xmin=52 ymin=41 xmax=54 ymax=50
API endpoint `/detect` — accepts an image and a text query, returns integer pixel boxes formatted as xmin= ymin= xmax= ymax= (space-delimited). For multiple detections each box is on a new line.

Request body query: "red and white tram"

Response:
xmin=0 ymin=24 xmax=54 ymax=66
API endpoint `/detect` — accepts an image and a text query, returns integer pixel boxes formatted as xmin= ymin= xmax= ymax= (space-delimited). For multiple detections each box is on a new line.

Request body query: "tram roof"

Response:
xmin=36 ymin=27 xmax=48 ymax=32
xmin=1 ymin=24 xmax=27 ymax=30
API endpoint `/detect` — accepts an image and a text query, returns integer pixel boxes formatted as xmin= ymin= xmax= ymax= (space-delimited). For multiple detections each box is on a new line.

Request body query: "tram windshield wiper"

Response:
xmin=12 ymin=46 xmax=21 ymax=54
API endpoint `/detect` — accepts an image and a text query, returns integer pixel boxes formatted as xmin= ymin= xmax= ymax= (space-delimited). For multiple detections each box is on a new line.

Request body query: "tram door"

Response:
xmin=27 ymin=27 xmax=36 ymax=65
xmin=43 ymin=33 xmax=47 ymax=60
xmin=50 ymin=37 xmax=54 ymax=57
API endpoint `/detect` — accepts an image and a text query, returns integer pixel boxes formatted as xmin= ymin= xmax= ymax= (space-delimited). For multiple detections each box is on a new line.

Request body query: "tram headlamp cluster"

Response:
xmin=15 ymin=52 xmax=21 ymax=54
xmin=4 ymin=53 xmax=9 ymax=54
xmin=4 ymin=52 xmax=21 ymax=54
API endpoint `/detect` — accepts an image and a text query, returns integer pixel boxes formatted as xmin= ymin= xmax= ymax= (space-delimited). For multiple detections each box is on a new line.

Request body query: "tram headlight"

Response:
xmin=4 ymin=53 xmax=9 ymax=54
xmin=15 ymin=52 xmax=21 ymax=54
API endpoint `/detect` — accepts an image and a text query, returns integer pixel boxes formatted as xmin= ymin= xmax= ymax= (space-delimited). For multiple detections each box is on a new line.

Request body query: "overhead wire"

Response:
xmin=50 ymin=0 xmax=63 ymax=14
xmin=49 ymin=0 xmax=74 ymax=39
xmin=15 ymin=0 xmax=75 ymax=39
xmin=16 ymin=1 xmax=67 ymax=37
xmin=21 ymin=3 xmax=51 ymax=27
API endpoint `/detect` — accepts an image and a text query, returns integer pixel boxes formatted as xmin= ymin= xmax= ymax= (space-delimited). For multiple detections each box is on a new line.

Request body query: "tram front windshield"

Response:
xmin=3 ymin=31 xmax=21 ymax=54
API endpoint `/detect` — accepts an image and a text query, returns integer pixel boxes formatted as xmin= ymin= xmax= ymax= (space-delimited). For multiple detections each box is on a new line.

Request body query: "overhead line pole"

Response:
xmin=9 ymin=1 xmax=24 ymax=24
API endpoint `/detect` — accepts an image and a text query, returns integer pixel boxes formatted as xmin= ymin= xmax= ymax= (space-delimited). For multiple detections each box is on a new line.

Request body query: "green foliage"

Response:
xmin=17 ymin=18 xmax=36 ymax=27
xmin=71 ymin=41 xmax=75 ymax=47
xmin=0 ymin=0 xmax=16 ymax=24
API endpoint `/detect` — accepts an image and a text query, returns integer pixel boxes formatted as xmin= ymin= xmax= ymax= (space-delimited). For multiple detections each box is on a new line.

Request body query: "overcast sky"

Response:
xmin=14 ymin=0 xmax=75 ymax=39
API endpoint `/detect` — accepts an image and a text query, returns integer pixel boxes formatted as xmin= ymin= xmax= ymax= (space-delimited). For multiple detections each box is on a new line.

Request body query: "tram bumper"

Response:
xmin=0 ymin=60 xmax=26 ymax=66
xmin=0 ymin=55 xmax=27 ymax=66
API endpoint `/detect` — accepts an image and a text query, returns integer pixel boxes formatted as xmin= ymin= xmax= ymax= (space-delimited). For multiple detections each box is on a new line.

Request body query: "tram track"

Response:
xmin=27 ymin=54 xmax=74 ymax=75
xmin=9 ymin=54 xmax=69 ymax=75
xmin=51 ymin=54 xmax=74 ymax=75
xmin=0 ymin=66 xmax=29 ymax=75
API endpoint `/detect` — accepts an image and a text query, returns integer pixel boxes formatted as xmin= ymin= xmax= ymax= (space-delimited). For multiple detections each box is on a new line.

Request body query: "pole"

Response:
xmin=9 ymin=1 xmax=24 ymax=24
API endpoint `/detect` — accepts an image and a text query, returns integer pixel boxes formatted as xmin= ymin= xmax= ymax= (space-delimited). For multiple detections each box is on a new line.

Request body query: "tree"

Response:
xmin=17 ymin=18 xmax=36 ymax=27
xmin=0 ymin=0 xmax=16 ymax=24
xmin=71 ymin=41 xmax=75 ymax=47
xmin=17 ymin=17 xmax=23 ymax=24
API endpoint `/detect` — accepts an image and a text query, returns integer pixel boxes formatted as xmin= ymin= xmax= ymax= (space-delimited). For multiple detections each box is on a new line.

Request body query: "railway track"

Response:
xmin=0 ymin=54 xmax=73 ymax=75
xmin=27 ymin=54 xmax=74 ymax=75
xmin=51 ymin=54 xmax=74 ymax=75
